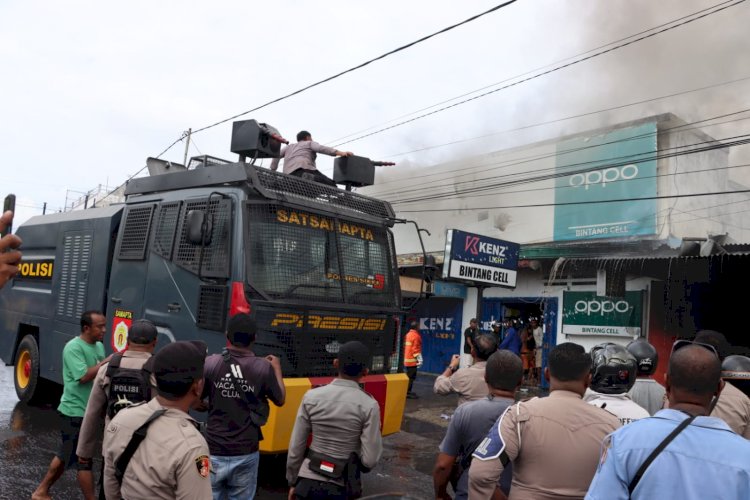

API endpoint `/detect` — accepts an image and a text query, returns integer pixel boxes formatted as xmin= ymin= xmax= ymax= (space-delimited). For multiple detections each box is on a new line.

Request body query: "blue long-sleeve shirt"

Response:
xmin=499 ymin=327 xmax=521 ymax=355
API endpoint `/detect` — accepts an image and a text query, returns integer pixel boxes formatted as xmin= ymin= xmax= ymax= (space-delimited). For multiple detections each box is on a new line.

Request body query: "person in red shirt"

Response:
xmin=404 ymin=321 xmax=423 ymax=399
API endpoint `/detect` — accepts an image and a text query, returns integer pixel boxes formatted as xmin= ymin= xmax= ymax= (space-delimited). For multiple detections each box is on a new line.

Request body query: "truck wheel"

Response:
xmin=14 ymin=335 xmax=41 ymax=404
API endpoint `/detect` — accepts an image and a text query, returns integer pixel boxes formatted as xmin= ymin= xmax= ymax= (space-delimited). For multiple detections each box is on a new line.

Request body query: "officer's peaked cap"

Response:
xmin=153 ymin=341 xmax=207 ymax=399
xmin=129 ymin=319 xmax=158 ymax=344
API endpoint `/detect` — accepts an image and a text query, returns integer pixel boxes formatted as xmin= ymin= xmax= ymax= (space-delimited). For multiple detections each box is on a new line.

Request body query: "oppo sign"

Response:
xmin=574 ymin=299 xmax=631 ymax=316
xmin=569 ymin=164 xmax=639 ymax=190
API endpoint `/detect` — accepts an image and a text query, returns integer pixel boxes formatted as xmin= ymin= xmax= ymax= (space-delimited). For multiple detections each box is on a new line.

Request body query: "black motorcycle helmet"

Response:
xmin=721 ymin=355 xmax=750 ymax=398
xmin=626 ymin=338 xmax=659 ymax=376
xmin=590 ymin=343 xmax=638 ymax=394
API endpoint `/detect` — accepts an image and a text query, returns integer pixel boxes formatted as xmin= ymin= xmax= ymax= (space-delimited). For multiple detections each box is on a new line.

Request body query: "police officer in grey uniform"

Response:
xmin=102 ymin=341 xmax=211 ymax=500
xmin=468 ymin=342 xmax=620 ymax=500
xmin=287 ymin=341 xmax=382 ymax=500
xmin=77 ymin=319 xmax=158 ymax=499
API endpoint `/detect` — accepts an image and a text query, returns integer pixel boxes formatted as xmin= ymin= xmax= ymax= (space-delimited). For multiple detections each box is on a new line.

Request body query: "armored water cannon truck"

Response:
xmin=0 ymin=120 xmax=410 ymax=452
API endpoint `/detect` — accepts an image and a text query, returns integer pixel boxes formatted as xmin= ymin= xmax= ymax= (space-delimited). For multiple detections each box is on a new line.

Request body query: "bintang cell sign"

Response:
xmin=553 ymin=122 xmax=658 ymax=241
xmin=562 ymin=291 xmax=643 ymax=336
xmin=442 ymin=229 xmax=520 ymax=288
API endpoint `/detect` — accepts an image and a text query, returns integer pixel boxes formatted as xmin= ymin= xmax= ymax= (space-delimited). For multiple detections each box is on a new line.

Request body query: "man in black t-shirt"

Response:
xmin=203 ymin=314 xmax=285 ymax=500
xmin=462 ymin=319 xmax=480 ymax=368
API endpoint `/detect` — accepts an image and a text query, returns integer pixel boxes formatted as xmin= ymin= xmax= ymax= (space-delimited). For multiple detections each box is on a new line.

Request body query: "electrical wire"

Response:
xmin=80 ymin=0 xmax=750 ymax=210
xmin=372 ymin=107 xmax=750 ymax=198
xmin=393 ymin=162 xmax=750 ymax=204
xmin=332 ymin=0 xmax=747 ymax=147
xmin=398 ymin=187 xmax=750 ymax=212
xmin=388 ymin=133 xmax=750 ymax=205
xmin=376 ymin=76 xmax=750 ymax=163
xmin=151 ymin=0 xmax=519 ymax=161
xmin=325 ymin=0 xmax=741 ymax=146
xmin=512 ymin=193 xmax=750 ymax=245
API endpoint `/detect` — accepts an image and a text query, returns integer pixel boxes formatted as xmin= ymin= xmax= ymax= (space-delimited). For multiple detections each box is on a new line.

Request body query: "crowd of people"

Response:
xmin=26 ymin=310 xmax=382 ymax=500
xmin=419 ymin=317 xmax=750 ymax=500
xmin=3 ymin=131 xmax=748 ymax=500
xmin=3 ymin=262 xmax=747 ymax=499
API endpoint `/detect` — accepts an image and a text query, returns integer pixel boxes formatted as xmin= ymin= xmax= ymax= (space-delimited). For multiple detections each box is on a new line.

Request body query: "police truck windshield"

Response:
xmin=247 ymin=205 xmax=397 ymax=309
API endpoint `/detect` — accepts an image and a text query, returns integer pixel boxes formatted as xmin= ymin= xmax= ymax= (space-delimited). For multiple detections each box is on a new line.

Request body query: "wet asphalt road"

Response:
xmin=0 ymin=367 xmax=454 ymax=500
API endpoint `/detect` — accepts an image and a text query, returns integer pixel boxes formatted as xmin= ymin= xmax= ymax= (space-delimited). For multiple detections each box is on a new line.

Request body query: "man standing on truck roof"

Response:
xmin=32 ymin=310 xmax=109 ymax=500
xmin=0 ymin=210 xmax=22 ymax=289
xmin=269 ymin=130 xmax=353 ymax=187
xmin=75 ymin=319 xmax=158 ymax=500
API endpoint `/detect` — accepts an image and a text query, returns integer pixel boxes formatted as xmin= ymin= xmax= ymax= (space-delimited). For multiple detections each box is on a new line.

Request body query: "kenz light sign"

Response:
xmin=443 ymin=229 xmax=520 ymax=288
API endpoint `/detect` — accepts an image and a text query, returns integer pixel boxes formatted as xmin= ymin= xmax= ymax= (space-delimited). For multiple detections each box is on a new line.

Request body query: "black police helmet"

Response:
xmin=626 ymin=338 xmax=659 ymax=376
xmin=721 ymin=355 xmax=750 ymax=398
xmin=590 ymin=343 xmax=638 ymax=394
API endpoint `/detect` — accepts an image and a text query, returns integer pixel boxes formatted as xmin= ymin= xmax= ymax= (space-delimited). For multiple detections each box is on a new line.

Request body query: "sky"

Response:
xmin=2 ymin=0 xmax=749 ymax=227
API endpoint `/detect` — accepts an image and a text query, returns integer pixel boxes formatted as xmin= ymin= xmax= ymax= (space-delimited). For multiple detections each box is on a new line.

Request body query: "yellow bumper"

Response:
xmin=259 ymin=373 xmax=409 ymax=453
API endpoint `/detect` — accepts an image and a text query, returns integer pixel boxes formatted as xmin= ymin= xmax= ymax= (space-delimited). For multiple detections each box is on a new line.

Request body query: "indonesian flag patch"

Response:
xmin=195 ymin=455 xmax=210 ymax=478
xmin=320 ymin=460 xmax=335 ymax=474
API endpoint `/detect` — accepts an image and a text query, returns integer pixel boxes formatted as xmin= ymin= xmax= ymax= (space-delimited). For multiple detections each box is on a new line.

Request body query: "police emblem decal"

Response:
xmin=195 ymin=455 xmax=210 ymax=477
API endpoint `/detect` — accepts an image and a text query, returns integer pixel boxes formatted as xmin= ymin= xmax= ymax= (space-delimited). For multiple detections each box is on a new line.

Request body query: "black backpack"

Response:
xmin=106 ymin=354 xmax=154 ymax=419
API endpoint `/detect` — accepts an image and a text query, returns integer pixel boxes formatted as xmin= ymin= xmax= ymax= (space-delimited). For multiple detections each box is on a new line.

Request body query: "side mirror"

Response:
xmin=187 ymin=210 xmax=213 ymax=246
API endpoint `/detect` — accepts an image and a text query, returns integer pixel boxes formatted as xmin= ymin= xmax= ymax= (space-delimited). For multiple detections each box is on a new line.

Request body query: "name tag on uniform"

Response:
xmin=472 ymin=407 xmax=510 ymax=461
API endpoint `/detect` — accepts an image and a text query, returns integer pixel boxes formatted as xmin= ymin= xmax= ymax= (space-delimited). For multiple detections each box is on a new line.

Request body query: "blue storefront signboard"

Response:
xmin=433 ymin=281 xmax=467 ymax=299
xmin=411 ymin=297 xmax=464 ymax=374
xmin=442 ymin=229 xmax=520 ymax=288
xmin=553 ymin=122 xmax=658 ymax=241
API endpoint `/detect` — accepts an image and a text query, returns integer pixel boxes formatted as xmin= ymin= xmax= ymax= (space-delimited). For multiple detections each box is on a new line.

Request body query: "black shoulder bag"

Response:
xmin=114 ymin=409 xmax=167 ymax=485
xmin=627 ymin=414 xmax=697 ymax=497
xmin=220 ymin=349 xmax=269 ymax=435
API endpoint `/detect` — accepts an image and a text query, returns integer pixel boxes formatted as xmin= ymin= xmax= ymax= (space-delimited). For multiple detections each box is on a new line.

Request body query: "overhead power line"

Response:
xmin=333 ymin=0 xmax=747 ymax=147
xmin=398 ymin=187 xmax=750 ymax=213
xmin=326 ymin=0 xmax=741 ymax=146
xmin=152 ymin=1 xmax=518 ymax=159
xmin=376 ymin=76 xmax=750 ymax=162
xmin=388 ymin=132 xmax=750 ymax=205
xmin=391 ymin=162 xmax=750 ymax=204
xmin=373 ymin=107 xmax=750 ymax=199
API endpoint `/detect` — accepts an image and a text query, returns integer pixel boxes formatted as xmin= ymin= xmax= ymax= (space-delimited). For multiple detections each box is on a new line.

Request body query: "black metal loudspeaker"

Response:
xmin=231 ymin=120 xmax=283 ymax=159
xmin=333 ymin=155 xmax=375 ymax=187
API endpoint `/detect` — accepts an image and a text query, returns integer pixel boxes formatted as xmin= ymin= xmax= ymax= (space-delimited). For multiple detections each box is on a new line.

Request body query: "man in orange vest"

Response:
xmin=404 ymin=321 xmax=423 ymax=399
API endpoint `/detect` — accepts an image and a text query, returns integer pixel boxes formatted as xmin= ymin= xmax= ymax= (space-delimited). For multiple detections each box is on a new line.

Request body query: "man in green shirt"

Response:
xmin=32 ymin=310 xmax=109 ymax=500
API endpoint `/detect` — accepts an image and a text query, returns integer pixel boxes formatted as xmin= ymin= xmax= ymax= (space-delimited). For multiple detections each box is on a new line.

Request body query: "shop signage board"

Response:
xmin=562 ymin=291 xmax=643 ymax=336
xmin=553 ymin=121 xmax=658 ymax=241
xmin=442 ymin=229 xmax=520 ymax=288
xmin=433 ymin=281 xmax=467 ymax=299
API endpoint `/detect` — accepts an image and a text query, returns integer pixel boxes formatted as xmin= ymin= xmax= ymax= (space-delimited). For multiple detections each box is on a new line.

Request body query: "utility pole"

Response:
xmin=183 ymin=128 xmax=192 ymax=167
xmin=42 ymin=202 xmax=47 ymax=215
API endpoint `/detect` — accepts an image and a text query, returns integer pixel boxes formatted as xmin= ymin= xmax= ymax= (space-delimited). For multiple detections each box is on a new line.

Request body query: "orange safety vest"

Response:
xmin=403 ymin=329 xmax=422 ymax=367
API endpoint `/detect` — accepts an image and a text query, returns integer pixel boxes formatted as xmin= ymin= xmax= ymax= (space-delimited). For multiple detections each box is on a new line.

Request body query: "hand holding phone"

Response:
xmin=0 ymin=194 xmax=22 ymax=289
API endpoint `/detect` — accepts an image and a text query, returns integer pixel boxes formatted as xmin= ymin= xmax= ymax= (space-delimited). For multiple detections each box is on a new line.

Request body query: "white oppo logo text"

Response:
xmin=574 ymin=299 xmax=630 ymax=315
xmin=569 ymin=164 xmax=639 ymax=190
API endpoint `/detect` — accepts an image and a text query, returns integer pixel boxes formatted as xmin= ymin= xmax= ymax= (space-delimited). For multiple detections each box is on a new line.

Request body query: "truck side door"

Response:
xmin=106 ymin=203 xmax=157 ymax=352
xmin=141 ymin=197 xmax=233 ymax=354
